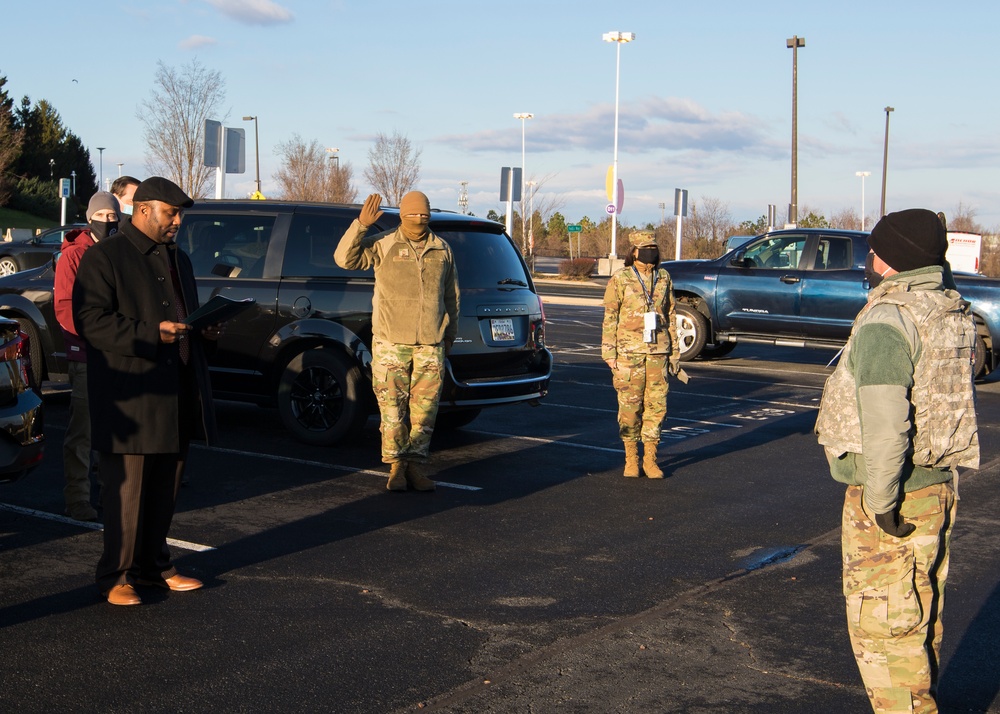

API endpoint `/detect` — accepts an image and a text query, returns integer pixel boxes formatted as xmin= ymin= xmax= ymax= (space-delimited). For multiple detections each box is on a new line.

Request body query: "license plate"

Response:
xmin=490 ymin=317 xmax=515 ymax=341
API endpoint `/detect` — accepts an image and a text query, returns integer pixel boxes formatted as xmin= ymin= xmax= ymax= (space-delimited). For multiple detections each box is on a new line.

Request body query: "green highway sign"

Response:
xmin=567 ymin=224 xmax=582 ymax=232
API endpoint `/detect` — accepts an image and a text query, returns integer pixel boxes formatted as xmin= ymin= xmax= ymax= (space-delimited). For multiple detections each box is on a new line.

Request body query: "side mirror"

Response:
xmin=730 ymin=249 xmax=750 ymax=268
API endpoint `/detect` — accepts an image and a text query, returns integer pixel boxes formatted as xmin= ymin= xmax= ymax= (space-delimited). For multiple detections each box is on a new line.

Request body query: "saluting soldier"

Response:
xmin=602 ymin=230 xmax=680 ymax=478
xmin=335 ymin=192 xmax=460 ymax=492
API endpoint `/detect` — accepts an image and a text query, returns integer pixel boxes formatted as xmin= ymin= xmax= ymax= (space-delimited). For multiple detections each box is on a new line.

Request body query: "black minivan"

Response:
xmin=0 ymin=200 xmax=552 ymax=445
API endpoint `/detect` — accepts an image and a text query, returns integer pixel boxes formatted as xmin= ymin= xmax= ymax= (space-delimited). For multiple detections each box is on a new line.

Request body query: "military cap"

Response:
xmin=133 ymin=177 xmax=194 ymax=208
xmin=629 ymin=230 xmax=657 ymax=248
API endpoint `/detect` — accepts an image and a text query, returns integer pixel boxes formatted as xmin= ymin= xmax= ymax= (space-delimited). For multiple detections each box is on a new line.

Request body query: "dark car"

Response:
xmin=664 ymin=228 xmax=1000 ymax=376
xmin=0 ymin=317 xmax=44 ymax=482
xmin=0 ymin=224 xmax=86 ymax=276
xmin=0 ymin=200 xmax=551 ymax=445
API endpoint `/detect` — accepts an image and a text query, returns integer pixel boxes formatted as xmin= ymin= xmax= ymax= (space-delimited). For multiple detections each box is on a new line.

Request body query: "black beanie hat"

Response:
xmin=868 ymin=208 xmax=947 ymax=273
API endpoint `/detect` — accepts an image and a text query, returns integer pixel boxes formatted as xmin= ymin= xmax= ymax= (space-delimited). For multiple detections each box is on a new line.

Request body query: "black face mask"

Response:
xmin=90 ymin=220 xmax=119 ymax=242
xmin=636 ymin=247 xmax=659 ymax=265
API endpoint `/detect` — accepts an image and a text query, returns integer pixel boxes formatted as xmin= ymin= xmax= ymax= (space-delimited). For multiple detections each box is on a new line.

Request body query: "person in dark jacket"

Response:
xmin=55 ymin=191 xmax=119 ymax=522
xmin=73 ymin=177 xmax=219 ymax=606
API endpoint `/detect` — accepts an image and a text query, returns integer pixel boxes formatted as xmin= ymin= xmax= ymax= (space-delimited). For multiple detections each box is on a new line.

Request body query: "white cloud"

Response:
xmin=179 ymin=34 xmax=218 ymax=50
xmin=205 ymin=0 xmax=294 ymax=25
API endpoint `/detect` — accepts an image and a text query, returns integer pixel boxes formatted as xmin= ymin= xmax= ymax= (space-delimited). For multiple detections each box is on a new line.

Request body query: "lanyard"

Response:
xmin=632 ymin=266 xmax=657 ymax=309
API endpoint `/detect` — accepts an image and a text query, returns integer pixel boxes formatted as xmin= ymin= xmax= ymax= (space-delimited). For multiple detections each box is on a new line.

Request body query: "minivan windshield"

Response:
xmin=436 ymin=230 xmax=531 ymax=290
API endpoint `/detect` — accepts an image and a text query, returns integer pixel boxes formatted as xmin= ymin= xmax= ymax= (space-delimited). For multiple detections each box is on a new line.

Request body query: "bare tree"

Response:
xmin=829 ymin=207 xmax=861 ymax=230
xmin=947 ymin=202 xmax=983 ymax=234
xmin=363 ymin=131 xmax=421 ymax=205
xmin=273 ymin=135 xmax=358 ymax=203
xmin=138 ymin=59 xmax=226 ymax=197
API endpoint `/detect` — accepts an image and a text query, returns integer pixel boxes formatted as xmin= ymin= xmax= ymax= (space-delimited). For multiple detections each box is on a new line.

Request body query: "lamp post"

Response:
xmin=603 ymin=31 xmax=635 ymax=261
xmin=116 ymin=162 xmax=124 ymax=178
xmin=513 ymin=112 xmax=533 ymax=252
xmin=880 ymin=106 xmax=894 ymax=217
xmin=526 ymin=180 xmax=537 ymax=260
xmin=855 ymin=171 xmax=871 ymax=230
xmin=49 ymin=158 xmax=55 ymax=179
xmin=658 ymin=202 xmax=665 ymax=225
xmin=242 ymin=116 xmax=261 ymax=194
xmin=96 ymin=147 xmax=106 ymax=190
xmin=326 ymin=147 xmax=340 ymax=169
xmin=785 ymin=36 xmax=804 ymax=227
xmin=70 ymin=170 xmax=76 ymax=196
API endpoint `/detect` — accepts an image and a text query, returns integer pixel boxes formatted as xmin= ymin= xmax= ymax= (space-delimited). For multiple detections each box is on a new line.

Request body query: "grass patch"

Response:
xmin=0 ymin=207 xmax=55 ymax=232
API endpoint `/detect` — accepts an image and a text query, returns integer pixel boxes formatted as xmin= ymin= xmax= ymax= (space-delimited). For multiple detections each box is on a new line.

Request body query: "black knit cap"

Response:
xmin=868 ymin=208 xmax=947 ymax=273
xmin=132 ymin=177 xmax=194 ymax=208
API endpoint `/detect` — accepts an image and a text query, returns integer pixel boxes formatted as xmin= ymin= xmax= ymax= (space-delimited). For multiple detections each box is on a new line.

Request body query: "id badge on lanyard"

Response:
xmin=633 ymin=266 xmax=658 ymax=343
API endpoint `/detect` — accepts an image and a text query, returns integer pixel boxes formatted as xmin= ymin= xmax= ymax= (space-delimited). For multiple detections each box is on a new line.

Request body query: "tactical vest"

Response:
xmin=815 ymin=280 xmax=980 ymax=469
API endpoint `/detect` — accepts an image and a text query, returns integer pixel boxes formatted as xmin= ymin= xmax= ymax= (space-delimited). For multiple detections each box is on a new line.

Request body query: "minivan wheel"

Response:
xmin=675 ymin=303 xmax=708 ymax=361
xmin=277 ymin=348 xmax=368 ymax=445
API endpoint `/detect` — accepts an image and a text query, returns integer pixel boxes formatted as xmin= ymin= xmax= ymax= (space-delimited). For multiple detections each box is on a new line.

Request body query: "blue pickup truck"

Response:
xmin=663 ymin=228 xmax=1000 ymax=377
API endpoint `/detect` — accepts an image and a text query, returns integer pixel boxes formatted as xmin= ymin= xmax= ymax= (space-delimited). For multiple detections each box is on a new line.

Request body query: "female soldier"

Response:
xmin=602 ymin=231 xmax=680 ymax=478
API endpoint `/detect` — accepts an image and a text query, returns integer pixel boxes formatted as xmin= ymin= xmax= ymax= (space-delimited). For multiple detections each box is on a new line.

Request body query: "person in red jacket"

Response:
xmin=54 ymin=191 xmax=119 ymax=521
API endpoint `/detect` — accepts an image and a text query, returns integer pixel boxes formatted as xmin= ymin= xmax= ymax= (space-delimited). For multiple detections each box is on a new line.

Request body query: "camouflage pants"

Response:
xmin=612 ymin=353 xmax=668 ymax=443
xmin=371 ymin=339 xmax=445 ymax=464
xmin=842 ymin=482 xmax=956 ymax=714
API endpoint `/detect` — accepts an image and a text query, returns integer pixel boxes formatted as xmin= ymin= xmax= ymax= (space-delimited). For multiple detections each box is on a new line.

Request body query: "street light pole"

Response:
xmin=513 ymin=113 xmax=533 ymax=253
xmin=116 ymin=163 xmax=124 ymax=178
xmin=880 ymin=106 xmax=894 ymax=217
xmin=658 ymin=202 xmax=665 ymax=225
xmin=603 ymin=31 xmax=635 ymax=262
xmin=855 ymin=171 xmax=871 ymax=230
xmin=97 ymin=147 xmax=106 ymax=191
xmin=786 ymin=36 xmax=805 ymax=227
xmin=242 ymin=116 xmax=261 ymax=194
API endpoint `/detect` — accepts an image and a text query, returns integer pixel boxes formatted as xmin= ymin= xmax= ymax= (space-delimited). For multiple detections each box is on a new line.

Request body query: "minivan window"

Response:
xmin=436 ymin=230 xmax=530 ymax=290
xmin=283 ymin=213 xmax=372 ymax=278
xmin=178 ymin=214 xmax=276 ymax=279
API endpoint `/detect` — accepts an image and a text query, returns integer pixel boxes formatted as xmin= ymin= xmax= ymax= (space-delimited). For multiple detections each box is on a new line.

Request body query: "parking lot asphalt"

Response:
xmin=1 ymin=284 xmax=999 ymax=713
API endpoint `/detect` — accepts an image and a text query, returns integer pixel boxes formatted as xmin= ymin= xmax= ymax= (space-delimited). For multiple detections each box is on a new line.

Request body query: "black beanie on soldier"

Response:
xmin=868 ymin=208 xmax=948 ymax=273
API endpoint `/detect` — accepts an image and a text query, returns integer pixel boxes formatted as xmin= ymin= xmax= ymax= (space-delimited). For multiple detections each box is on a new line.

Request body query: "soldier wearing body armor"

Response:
xmin=335 ymin=192 xmax=460 ymax=492
xmin=602 ymin=231 xmax=680 ymax=478
xmin=815 ymin=209 xmax=979 ymax=714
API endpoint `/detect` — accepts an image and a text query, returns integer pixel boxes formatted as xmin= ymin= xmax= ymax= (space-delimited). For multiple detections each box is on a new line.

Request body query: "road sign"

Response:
xmin=250 ymin=191 xmax=266 ymax=201
xmin=606 ymin=203 xmax=616 ymax=215
xmin=59 ymin=179 xmax=71 ymax=199
xmin=567 ymin=224 xmax=582 ymax=233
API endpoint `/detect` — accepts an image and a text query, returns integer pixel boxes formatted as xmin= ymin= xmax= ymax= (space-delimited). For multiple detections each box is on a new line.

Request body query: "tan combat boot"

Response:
xmin=643 ymin=442 xmax=664 ymax=479
xmin=623 ymin=441 xmax=640 ymax=478
xmin=405 ymin=460 xmax=437 ymax=492
xmin=387 ymin=461 xmax=408 ymax=491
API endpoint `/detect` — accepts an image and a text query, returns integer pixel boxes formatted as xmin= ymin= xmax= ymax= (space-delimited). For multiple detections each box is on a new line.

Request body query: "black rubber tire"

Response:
xmin=435 ymin=408 xmax=482 ymax=431
xmin=698 ymin=341 xmax=737 ymax=360
xmin=277 ymin=348 xmax=368 ymax=446
xmin=675 ymin=303 xmax=708 ymax=362
xmin=974 ymin=333 xmax=988 ymax=379
xmin=14 ymin=317 xmax=44 ymax=388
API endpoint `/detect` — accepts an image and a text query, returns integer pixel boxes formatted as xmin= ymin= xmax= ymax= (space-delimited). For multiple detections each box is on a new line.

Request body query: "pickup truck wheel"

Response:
xmin=698 ymin=341 xmax=736 ymax=359
xmin=974 ymin=333 xmax=988 ymax=379
xmin=277 ymin=348 xmax=368 ymax=445
xmin=675 ymin=304 xmax=708 ymax=361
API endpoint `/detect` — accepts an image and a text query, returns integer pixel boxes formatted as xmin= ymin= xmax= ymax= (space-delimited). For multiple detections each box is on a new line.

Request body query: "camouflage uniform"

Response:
xmin=602 ymin=255 xmax=679 ymax=443
xmin=816 ymin=268 xmax=979 ymax=714
xmin=335 ymin=215 xmax=460 ymax=465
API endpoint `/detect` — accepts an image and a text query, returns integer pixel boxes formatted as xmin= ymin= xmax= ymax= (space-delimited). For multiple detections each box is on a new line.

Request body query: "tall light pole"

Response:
xmin=96 ymin=147 xmax=106 ymax=190
xmin=603 ymin=31 xmax=635 ymax=261
xmin=658 ymin=202 xmax=665 ymax=225
xmin=526 ymin=180 xmax=537 ymax=258
xmin=116 ymin=162 xmax=124 ymax=178
xmin=785 ymin=36 xmax=804 ymax=227
xmin=326 ymin=147 xmax=340 ymax=169
xmin=880 ymin=106 xmax=894 ymax=217
xmin=242 ymin=116 xmax=261 ymax=194
xmin=855 ymin=171 xmax=871 ymax=230
xmin=513 ymin=112 xmax=533 ymax=252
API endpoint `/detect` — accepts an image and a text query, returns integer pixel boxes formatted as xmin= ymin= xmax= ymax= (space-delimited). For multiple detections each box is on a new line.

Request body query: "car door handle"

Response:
xmin=779 ymin=275 xmax=800 ymax=284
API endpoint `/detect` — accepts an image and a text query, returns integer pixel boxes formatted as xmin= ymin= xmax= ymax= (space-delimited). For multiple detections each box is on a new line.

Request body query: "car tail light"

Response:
xmin=530 ymin=301 xmax=546 ymax=350
xmin=1 ymin=330 xmax=32 ymax=386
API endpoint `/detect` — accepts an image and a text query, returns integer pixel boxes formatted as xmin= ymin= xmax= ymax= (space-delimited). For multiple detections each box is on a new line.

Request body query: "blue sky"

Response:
xmin=4 ymin=0 xmax=1000 ymax=230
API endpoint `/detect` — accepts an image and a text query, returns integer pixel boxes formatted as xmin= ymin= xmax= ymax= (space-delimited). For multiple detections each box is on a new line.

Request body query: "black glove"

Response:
xmin=874 ymin=509 xmax=916 ymax=538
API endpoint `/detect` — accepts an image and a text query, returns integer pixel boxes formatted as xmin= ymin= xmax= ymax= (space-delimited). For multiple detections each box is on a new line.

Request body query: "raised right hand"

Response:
xmin=359 ymin=194 xmax=384 ymax=228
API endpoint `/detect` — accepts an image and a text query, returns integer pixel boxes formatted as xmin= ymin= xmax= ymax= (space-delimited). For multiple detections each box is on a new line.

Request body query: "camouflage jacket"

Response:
xmin=335 ymin=219 xmax=460 ymax=346
xmin=602 ymin=265 xmax=678 ymax=360
xmin=815 ymin=269 xmax=980 ymax=512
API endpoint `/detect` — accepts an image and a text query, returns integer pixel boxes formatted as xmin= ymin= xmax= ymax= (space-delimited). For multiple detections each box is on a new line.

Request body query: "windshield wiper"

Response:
xmin=497 ymin=278 xmax=528 ymax=287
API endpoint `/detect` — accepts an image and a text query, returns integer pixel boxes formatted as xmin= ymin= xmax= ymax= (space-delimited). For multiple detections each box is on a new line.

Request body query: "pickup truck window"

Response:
xmin=744 ymin=234 xmax=807 ymax=269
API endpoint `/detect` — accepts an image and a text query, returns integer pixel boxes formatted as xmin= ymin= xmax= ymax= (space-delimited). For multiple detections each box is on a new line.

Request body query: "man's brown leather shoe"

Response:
xmin=137 ymin=574 xmax=203 ymax=592
xmin=106 ymin=584 xmax=141 ymax=606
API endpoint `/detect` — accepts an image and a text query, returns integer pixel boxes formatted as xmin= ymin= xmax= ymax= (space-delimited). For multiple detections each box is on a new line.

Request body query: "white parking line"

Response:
xmin=0 ymin=503 xmax=216 ymax=552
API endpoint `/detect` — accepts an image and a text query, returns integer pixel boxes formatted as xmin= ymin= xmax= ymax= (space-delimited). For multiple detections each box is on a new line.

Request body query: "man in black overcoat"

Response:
xmin=74 ymin=176 xmax=219 ymax=606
